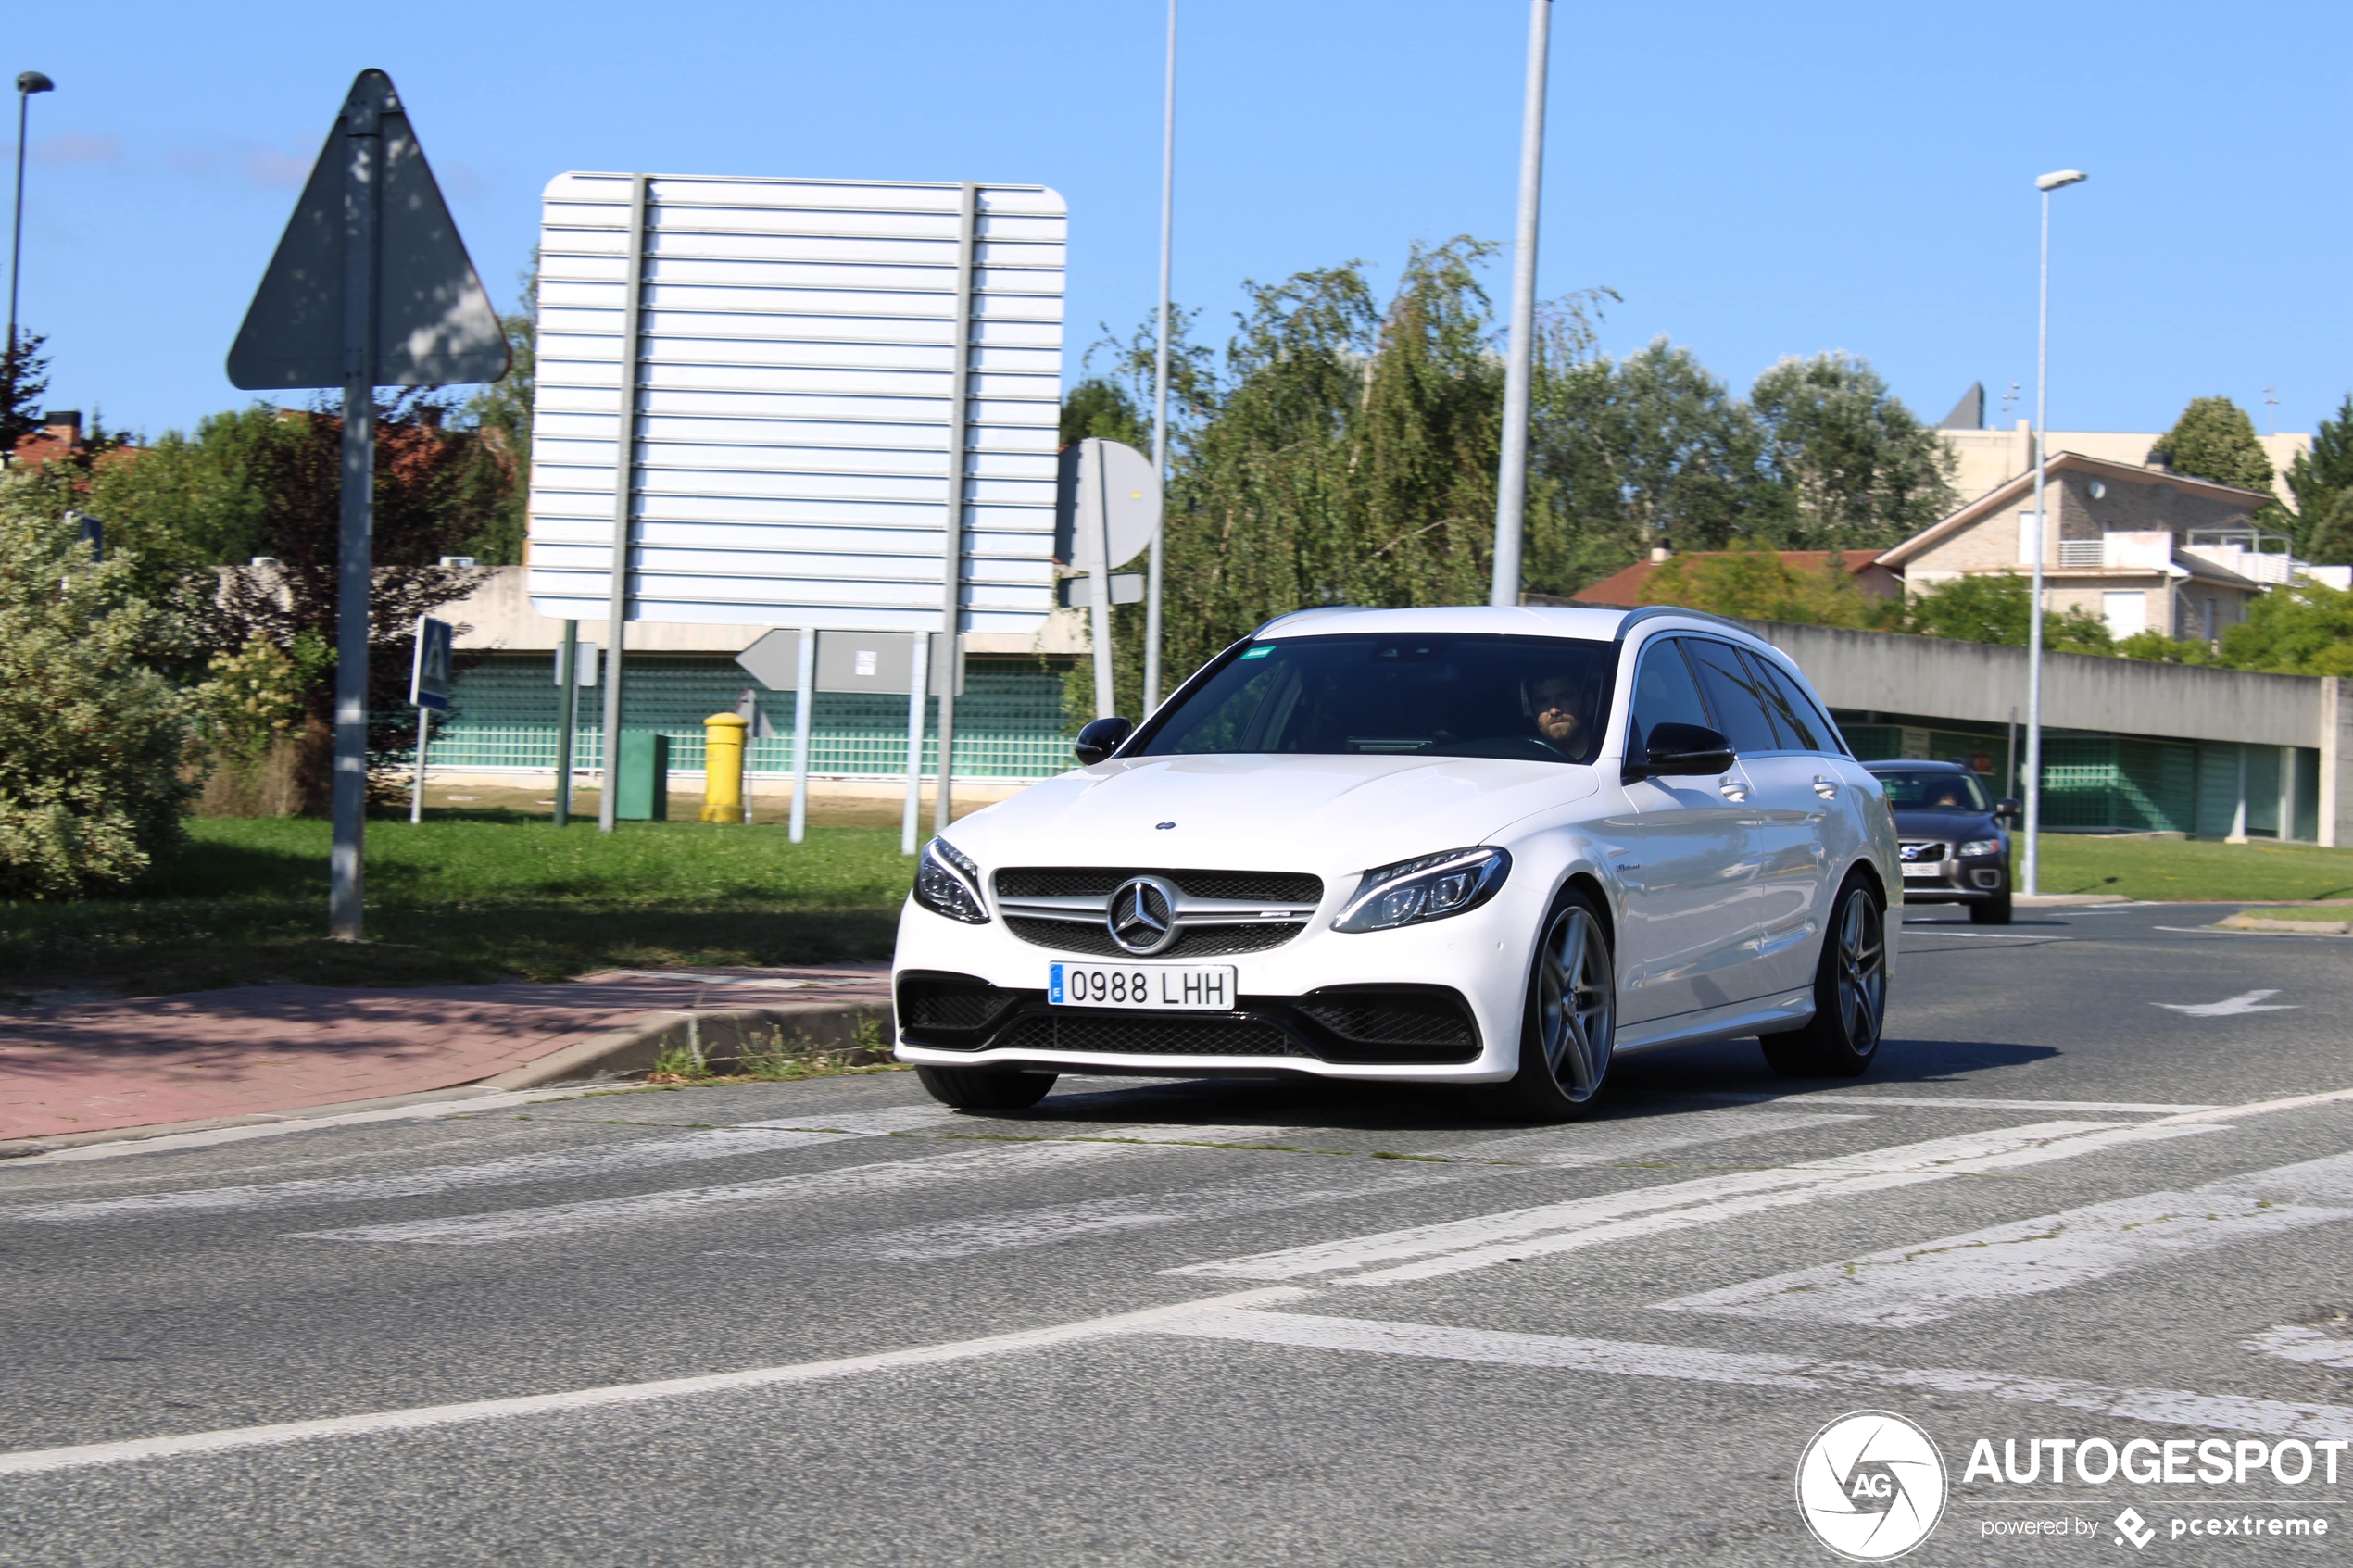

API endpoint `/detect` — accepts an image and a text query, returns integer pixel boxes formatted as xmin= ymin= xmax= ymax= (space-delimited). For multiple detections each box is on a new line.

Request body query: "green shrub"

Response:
xmin=0 ymin=474 xmax=194 ymax=897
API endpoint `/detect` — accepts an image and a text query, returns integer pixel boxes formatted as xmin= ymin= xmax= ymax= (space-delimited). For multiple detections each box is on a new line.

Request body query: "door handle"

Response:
xmin=1812 ymin=774 xmax=1839 ymax=800
xmin=1718 ymin=782 xmax=1749 ymax=803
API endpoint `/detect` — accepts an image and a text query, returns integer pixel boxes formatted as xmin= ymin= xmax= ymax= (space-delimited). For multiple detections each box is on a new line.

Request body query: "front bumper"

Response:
xmin=890 ymin=886 xmax=1538 ymax=1083
xmin=1898 ymin=858 xmax=2008 ymax=903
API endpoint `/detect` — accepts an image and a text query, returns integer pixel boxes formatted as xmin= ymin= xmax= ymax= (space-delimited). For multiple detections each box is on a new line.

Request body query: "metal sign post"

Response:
xmin=227 ymin=69 xmax=507 ymax=940
xmin=902 ymin=633 xmax=929 ymax=855
xmin=553 ymin=620 xmax=579 ymax=825
xmin=407 ymin=615 xmax=454 ymax=824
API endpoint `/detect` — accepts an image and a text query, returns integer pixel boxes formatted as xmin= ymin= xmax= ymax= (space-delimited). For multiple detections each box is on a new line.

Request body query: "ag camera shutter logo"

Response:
xmin=1796 ymin=1411 xmax=1947 ymax=1561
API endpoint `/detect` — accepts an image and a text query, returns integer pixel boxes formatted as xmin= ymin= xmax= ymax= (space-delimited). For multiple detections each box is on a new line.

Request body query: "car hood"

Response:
xmin=1891 ymin=809 xmax=2000 ymax=844
xmin=943 ymin=753 xmax=1604 ymax=876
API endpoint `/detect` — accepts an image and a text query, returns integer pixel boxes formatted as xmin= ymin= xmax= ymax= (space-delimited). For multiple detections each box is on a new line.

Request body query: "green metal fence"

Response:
xmin=428 ymin=655 xmax=1076 ymax=780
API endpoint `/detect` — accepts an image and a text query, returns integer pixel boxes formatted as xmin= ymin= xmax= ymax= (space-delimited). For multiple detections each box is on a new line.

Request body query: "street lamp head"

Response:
xmin=16 ymin=71 xmax=55 ymax=94
xmin=2035 ymin=169 xmax=2087 ymax=192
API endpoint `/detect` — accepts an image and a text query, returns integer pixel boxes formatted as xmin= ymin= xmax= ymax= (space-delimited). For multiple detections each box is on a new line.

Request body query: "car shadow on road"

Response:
xmin=972 ymin=1034 xmax=2064 ymax=1136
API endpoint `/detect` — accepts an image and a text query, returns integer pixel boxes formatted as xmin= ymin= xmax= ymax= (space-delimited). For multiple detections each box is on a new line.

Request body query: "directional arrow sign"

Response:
xmin=2154 ymin=990 xmax=2298 ymax=1017
xmin=228 ymin=70 xmax=508 ymax=390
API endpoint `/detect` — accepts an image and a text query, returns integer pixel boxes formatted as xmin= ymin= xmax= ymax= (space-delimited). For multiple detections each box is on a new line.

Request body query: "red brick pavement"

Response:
xmin=0 ymin=967 xmax=890 ymax=1144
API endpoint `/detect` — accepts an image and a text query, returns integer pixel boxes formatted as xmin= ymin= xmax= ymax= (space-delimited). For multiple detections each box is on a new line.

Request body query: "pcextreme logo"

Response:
xmin=1796 ymin=1411 xmax=1948 ymax=1562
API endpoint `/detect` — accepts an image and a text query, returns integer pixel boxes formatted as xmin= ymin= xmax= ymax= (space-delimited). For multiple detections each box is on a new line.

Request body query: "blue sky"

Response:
xmin=8 ymin=0 xmax=2348 ymax=444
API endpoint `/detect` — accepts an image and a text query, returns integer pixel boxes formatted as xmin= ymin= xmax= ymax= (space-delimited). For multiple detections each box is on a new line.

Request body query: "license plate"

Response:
xmin=1048 ymin=962 xmax=1237 ymax=1010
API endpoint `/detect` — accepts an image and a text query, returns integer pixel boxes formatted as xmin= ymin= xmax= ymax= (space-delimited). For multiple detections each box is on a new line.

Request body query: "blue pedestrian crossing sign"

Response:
xmin=410 ymin=617 xmax=455 ymax=711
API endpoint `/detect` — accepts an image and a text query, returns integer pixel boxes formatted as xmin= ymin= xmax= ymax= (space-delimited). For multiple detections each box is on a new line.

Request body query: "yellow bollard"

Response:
xmin=701 ymin=711 xmax=749 ymax=823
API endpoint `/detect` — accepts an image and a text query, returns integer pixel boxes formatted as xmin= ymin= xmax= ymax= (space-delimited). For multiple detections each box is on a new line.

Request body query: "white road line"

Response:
xmin=0 ymin=1286 xmax=1311 ymax=1478
xmin=733 ymin=1112 xmax=1864 ymax=1265
xmin=0 ymin=1107 xmax=963 ymax=1223
xmin=2155 ymin=990 xmax=2297 ymax=1017
xmin=0 ymin=1087 xmax=606 ymax=1167
xmin=1166 ymin=1122 xmax=2221 ymax=1286
xmin=1439 ymin=1110 xmax=1867 ymax=1166
xmin=1789 ymin=1096 xmax=2219 ymax=1115
xmin=2245 ymin=1327 xmax=2353 ymax=1370
xmin=1149 ymin=1310 xmax=2353 ymax=1442
xmin=286 ymin=1125 xmax=1307 ymax=1247
xmin=1655 ymin=1151 xmax=2353 ymax=1327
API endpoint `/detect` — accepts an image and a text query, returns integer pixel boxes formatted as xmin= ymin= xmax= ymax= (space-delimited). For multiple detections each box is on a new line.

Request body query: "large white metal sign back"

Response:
xmin=523 ymin=172 xmax=1066 ymax=633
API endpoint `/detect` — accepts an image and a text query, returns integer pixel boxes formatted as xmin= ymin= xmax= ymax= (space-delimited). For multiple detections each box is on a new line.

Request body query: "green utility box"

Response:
xmin=614 ymin=733 xmax=670 ymax=821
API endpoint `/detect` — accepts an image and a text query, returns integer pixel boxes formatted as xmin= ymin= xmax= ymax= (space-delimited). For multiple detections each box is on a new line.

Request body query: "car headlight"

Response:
xmin=913 ymin=837 xmax=989 ymax=924
xmin=1957 ymin=838 xmax=2002 ymax=859
xmin=1334 ymin=847 xmax=1511 ymax=934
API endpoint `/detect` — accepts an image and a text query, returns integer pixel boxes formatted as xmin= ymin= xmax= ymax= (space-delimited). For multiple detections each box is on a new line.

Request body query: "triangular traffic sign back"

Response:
xmin=227 ymin=69 xmax=510 ymax=391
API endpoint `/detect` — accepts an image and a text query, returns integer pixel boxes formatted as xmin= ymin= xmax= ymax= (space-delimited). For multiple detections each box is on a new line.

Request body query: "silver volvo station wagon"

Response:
xmin=891 ymin=605 xmax=1899 ymax=1122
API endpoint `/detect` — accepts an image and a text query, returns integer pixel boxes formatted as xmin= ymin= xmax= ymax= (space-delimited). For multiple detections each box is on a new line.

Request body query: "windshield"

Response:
xmin=1131 ymin=633 xmax=1617 ymax=764
xmin=1873 ymin=771 xmax=1992 ymax=812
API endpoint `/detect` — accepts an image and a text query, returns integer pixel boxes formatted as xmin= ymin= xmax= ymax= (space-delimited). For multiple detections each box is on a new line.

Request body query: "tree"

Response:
xmin=1748 ymin=352 xmax=1957 ymax=550
xmin=1637 ymin=545 xmax=1887 ymax=629
xmin=0 ymin=330 xmax=52 ymax=453
xmin=1901 ymin=571 xmax=2113 ymax=654
xmin=197 ymin=394 xmax=495 ymax=812
xmin=459 ymin=267 xmax=539 ymax=564
xmin=2217 ymin=581 xmax=2353 ymax=676
xmin=0 ymin=471 xmax=194 ymax=897
xmin=1058 ymin=376 xmax=1146 ymax=447
xmin=2284 ymin=395 xmax=2353 ymax=562
xmin=1532 ymin=332 xmax=1770 ymax=582
xmin=2148 ymin=395 xmax=2274 ymax=495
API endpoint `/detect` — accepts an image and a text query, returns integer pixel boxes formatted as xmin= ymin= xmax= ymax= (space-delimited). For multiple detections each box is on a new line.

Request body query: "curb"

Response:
xmin=482 ymin=998 xmax=896 ymax=1088
xmin=0 ymin=997 xmax=894 ymax=1160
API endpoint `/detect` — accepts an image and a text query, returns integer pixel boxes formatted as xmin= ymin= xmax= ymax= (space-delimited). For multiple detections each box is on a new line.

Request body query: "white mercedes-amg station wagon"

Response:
xmin=893 ymin=605 xmax=1898 ymax=1121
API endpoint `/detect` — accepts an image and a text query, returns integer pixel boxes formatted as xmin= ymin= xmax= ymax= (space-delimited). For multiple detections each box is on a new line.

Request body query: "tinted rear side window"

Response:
xmin=1750 ymin=655 xmax=1845 ymax=756
xmin=1681 ymin=639 xmax=1780 ymax=755
xmin=1741 ymin=649 xmax=1830 ymax=753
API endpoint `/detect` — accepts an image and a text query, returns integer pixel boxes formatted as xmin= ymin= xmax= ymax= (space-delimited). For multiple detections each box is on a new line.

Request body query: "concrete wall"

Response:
xmin=1743 ymin=619 xmax=2322 ymax=750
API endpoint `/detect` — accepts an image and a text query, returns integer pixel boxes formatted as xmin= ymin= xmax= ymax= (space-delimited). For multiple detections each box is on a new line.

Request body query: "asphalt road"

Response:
xmin=4 ymin=902 xmax=2351 ymax=1567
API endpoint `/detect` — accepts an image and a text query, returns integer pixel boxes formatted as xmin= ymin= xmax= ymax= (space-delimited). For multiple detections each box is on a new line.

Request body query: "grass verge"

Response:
xmin=0 ymin=813 xmax=912 ymax=998
xmin=2029 ymin=834 xmax=2353 ymax=903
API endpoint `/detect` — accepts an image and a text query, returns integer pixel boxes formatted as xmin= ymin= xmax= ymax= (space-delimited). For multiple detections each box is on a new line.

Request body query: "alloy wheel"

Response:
xmin=1833 ymin=889 xmax=1886 ymax=1051
xmin=1536 ymin=906 xmax=1615 ymax=1099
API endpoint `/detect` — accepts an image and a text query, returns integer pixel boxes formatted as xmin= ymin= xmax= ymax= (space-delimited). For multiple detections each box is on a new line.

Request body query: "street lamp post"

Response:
xmin=1142 ymin=0 xmax=1176 ymax=714
xmin=7 ymin=71 xmax=55 ymax=389
xmin=2023 ymin=168 xmax=2086 ymax=898
xmin=1488 ymin=0 xmax=1552 ymax=608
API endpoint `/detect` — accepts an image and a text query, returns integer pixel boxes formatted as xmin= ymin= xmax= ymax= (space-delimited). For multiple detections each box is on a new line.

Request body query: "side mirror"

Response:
xmin=1073 ymin=716 xmax=1134 ymax=766
xmin=1994 ymin=797 xmax=2023 ymax=822
xmin=1633 ymin=721 xmax=1735 ymax=779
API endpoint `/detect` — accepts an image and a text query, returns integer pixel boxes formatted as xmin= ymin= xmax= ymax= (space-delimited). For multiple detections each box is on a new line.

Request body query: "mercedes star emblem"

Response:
xmin=1107 ymin=875 xmax=1180 ymax=955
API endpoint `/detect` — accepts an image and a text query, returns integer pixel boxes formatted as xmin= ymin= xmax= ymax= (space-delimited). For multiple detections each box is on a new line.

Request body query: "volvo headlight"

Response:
xmin=913 ymin=837 xmax=989 ymax=924
xmin=1957 ymin=838 xmax=2002 ymax=859
xmin=1334 ymin=847 xmax=1511 ymax=934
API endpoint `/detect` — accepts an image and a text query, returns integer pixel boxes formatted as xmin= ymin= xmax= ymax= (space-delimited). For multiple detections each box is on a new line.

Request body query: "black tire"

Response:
xmin=1969 ymin=891 xmax=2013 ymax=925
xmin=1466 ymin=885 xmax=1617 ymax=1123
xmin=914 ymin=1065 xmax=1056 ymax=1110
xmin=1762 ymin=876 xmax=1888 ymax=1078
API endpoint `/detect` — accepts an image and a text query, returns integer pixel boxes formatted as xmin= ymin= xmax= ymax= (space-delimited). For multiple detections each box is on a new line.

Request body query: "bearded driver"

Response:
xmin=1530 ymin=672 xmax=1591 ymax=759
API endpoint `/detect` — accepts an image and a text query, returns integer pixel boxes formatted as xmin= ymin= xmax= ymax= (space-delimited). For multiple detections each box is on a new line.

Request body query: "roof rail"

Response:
xmin=1612 ymin=604 xmax=1758 ymax=641
xmin=1251 ymin=605 xmax=1371 ymax=637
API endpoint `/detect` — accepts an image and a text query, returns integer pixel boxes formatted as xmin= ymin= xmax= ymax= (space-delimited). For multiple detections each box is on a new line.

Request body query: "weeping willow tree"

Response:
xmin=1079 ymin=240 xmax=1576 ymax=717
xmin=1065 ymin=243 xmax=1941 ymax=719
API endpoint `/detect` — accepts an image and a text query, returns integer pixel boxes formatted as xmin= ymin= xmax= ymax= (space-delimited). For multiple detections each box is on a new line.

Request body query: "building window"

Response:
xmin=2102 ymin=590 xmax=2147 ymax=640
xmin=2202 ymin=597 xmax=2219 ymax=642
